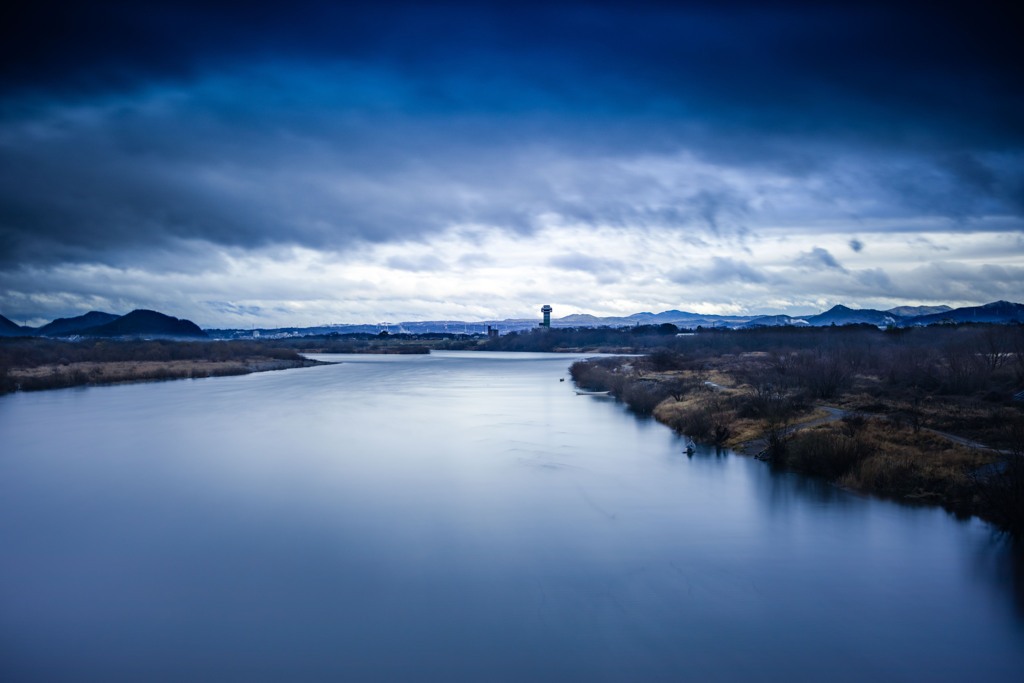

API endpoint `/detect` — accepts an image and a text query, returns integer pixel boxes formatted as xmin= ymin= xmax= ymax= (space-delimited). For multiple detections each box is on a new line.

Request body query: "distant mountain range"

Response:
xmin=207 ymin=300 xmax=1023 ymax=338
xmin=743 ymin=305 xmax=904 ymax=328
xmin=0 ymin=310 xmax=207 ymax=339
xmin=737 ymin=301 xmax=1022 ymax=329
xmin=2 ymin=301 xmax=1022 ymax=340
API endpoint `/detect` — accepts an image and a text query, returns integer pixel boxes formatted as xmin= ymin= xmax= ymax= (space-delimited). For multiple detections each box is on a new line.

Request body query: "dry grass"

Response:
xmin=651 ymin=381 xmax=819 ymax=449
xmin=8 ymin=357 xmax=314 ymax=390
xmin=782 ymin=418 xmax=997 ymax=510
xmin=824 ymin=390 xmax=1016 ymax=450
xmin=847 ymin=422 xmax=994 ymax=480
xmin=622 ymin=357 xmax=1005 ymax=518
xmin=704 ymin=369 xmax=735 ymax=387
xmin=721 ymin=416 xmax=768 ymax=449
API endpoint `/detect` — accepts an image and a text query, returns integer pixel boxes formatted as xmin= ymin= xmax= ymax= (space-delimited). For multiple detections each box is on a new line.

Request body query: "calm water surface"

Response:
xmin=1 ymin=351 xmax=1022 ymax=681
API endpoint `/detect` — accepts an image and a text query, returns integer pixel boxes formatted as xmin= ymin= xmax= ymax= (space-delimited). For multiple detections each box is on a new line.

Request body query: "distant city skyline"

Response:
xmin=2 ymin=1 xmax=1022 ymax=328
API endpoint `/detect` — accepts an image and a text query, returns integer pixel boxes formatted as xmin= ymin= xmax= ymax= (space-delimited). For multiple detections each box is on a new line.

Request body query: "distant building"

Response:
xmin=487 ymin=325 xmax=499 ymax=338
xmin=540 ymin=305 xmax=553 ymax=328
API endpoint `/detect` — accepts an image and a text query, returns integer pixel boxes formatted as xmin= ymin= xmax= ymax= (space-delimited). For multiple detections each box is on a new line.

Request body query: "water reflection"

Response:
xmin=969 ymin=531 xmax=1024 ymax=623
xmin=683 ymin=442 xmax=729 ymax=460
xmin=1 ymin=351 xmax=1022 ymax=682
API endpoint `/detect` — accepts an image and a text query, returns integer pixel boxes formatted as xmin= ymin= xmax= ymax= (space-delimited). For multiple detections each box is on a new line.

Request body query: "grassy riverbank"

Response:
xmin=0 ymin=338 xmax=337 ymax=394
xmin=0 ymin=336 xmax=443 ymax=395
xmin=567 ymin=325 xmax=1024 ymax=534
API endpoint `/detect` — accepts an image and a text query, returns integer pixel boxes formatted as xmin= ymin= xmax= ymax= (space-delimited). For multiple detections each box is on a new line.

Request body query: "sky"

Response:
xmin=1 ymin=0 xmax=1022 ymax=328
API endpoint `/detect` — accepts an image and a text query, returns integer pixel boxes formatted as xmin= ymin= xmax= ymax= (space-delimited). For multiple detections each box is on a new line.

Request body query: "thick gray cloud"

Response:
xmin=797 ymin=247 xmax=846 ymax=271
xmin=386 ymin=254 xmax=447 ymax=272
xmin=672 ymin=257 xmax=767 ymax=285
xmin=3 ymin=79 xmax=1019 ymax=275
xmin=894 ymin=262 xmax=1024 ymax=302
xmin=548 ymin=252 xmax=627 ymax=285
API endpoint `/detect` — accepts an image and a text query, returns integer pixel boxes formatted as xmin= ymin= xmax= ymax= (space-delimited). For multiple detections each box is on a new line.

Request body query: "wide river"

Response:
xmin=2 ymin=351 xmax=1023 ymax=681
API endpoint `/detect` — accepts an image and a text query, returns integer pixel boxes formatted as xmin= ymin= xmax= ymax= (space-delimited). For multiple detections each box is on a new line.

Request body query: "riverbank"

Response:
xmin=0 ymin=338 xmax=343 ymax=394
xmin=569 ymin=345 xmax=1024 ymax=534
xmin=4 ymin=356 xmax=329 ymax=392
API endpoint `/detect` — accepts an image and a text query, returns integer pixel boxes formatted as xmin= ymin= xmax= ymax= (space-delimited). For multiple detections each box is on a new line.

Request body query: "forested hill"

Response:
xmin=36 ymin=311 xmax=120 ymax=336
xmin=80 ymin=310 xmax=207 ymax=338
xmin=0 ymin=309 xmax=207 ymax=339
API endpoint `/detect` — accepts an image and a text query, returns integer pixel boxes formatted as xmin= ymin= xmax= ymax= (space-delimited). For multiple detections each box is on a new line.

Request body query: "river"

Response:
xmin=1 ymin=351 xmax=1022 ymax=681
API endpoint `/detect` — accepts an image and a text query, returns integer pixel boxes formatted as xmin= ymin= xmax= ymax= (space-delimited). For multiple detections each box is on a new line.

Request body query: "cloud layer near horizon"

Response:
xmin=2 ymin=1 xmax=1022 ymax=326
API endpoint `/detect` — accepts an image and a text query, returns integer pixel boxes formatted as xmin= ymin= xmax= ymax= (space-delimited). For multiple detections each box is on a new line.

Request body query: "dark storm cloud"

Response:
xmin=1 ymin=0 xmax=1022 ymax=273
xmin=7 ymin=2 xmax=1022 ymax=132
xmin=683 ymin=190 xmax=750 ymax=237
xmin=0 ymin=82 xmax=557 ymax=267
xmin=0 ymin=82 xmax=776 ymax=270
xmin=6 ymin=1 xmax=1023 ymax=148
xmin=797 ymin=247 xmax=845 ymax=271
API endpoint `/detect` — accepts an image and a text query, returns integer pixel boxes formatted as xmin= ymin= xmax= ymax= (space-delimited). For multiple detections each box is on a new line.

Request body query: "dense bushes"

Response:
xmin=569 ymin=357 xmax=673 ymax=415
xmin=568 ymin=357 xmax=625 ymax=394
xmin=656 ymin=401 xmax=729 ymax=443
xmin=619 ymin=381 xmax=673 ymax=416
